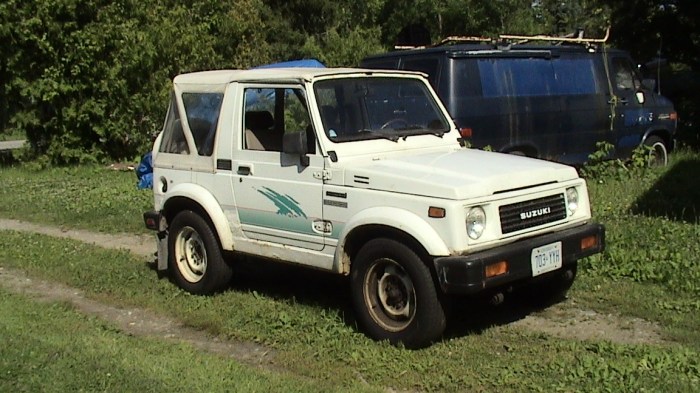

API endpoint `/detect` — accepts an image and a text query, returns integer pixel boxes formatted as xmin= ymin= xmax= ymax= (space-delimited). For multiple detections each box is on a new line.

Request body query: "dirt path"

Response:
xmin=0 ymin=266 xmax=275 ymax=366
xmin=0 ymin=218 xmax=666 ymax=352
xmin=0 ymin=218 xmax=155 ymax=257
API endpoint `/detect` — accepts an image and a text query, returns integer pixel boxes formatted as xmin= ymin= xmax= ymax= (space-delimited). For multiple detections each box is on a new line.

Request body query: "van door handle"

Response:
xmin=608 ymin=97 xmax=628 ymax=105
xmin=237 ymin=165 xmax=252 ymax=176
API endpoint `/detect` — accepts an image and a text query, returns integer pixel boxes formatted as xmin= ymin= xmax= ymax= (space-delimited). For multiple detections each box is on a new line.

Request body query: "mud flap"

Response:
xmin=156 ymin=231 xmax=169 ymax=271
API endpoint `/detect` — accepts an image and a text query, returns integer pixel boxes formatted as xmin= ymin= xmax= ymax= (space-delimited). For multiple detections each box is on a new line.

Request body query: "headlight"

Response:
xmin=566 ymin=187 xmax=579 ymax=216
xmin=466 ymin=206 xmax=486 ymax=240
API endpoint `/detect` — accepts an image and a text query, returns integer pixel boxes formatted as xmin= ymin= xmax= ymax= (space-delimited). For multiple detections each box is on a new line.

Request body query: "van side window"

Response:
xmin=402 ymin=58 xmax=440 ymax=87
xmin=159 ymin=93 xmax=190 ymax=155
xmin=553 ymin=58 xmax=601 ymax=95
xmin=182 ymin=93 xmax=223 ymax=156
xmin=477 ymin=57 xmax=601 ymax=97
xmin=612 ymin=58 xmax=641 ymax=91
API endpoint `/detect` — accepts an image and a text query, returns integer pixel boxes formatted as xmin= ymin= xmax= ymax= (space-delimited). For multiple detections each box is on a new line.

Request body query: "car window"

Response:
xmin=476 ymin=57 xmax=601 ymax=97
xmin=243 ymin=87 xmax=314 ymax=152
xmin=612 ymin=58 xmax=641 ymax=91
xmin=314 ymin=77 xmax=449 ymax=143
xmin=182 ymin=92 xmax=223 ymax=156
xmin=402 ymin=57 xmax=440 ymax=88
xmin=158 ymin=93 xmax=190 ymax=155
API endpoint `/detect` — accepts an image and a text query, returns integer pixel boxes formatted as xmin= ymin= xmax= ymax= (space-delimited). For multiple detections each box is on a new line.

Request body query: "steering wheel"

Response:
xmin=380 ymin=118 xmax=409 ymax=130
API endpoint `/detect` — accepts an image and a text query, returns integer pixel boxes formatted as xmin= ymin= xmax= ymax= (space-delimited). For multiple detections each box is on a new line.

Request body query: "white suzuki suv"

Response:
xmin=144 ymin=67 xmax=605 ymax=348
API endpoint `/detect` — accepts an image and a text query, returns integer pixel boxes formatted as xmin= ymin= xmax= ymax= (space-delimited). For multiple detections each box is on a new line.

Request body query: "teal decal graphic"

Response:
xmin=258 ymin=187 xmax=308 ymax=218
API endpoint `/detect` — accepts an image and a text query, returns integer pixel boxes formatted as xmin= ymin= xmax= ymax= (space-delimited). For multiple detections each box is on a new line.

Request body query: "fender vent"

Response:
xmin=354 ymin=175 xmax=370 ymax=185
xmin=499 ymin=193 xmax=566 ymax=234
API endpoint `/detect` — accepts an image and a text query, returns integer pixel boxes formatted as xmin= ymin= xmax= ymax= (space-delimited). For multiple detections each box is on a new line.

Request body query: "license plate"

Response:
xmin=531 ymin=241 xmax=562 ymax=276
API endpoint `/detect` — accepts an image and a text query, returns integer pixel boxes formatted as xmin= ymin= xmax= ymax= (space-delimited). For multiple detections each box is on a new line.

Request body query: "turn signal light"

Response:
xmin=581 ymin=235 xmax=598 ymax=251
xmin=145 ymin=217 xmax=157 ymax=228
xmin=459 ymin=127 xmax=473 ymax=138
xmin=428 ymin=206 xmax=446 ymax=218
xmin=485 ymin=261 xmax=508 ymax=278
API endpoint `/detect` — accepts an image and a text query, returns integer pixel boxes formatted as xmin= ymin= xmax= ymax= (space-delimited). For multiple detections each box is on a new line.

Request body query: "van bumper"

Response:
xmin=434 ymin=223 xmax=605 ymax=295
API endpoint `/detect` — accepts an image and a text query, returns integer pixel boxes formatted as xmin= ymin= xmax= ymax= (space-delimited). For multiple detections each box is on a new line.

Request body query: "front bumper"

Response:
xmin=434 ymin=223 xmax=605 ymax=294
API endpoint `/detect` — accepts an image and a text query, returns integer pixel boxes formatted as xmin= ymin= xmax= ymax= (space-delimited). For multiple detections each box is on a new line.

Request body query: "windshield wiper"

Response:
xmin=357 ymin=129 xmax=400 ymax=142
xmin=394 ymin=127 xmax=448 ymax=140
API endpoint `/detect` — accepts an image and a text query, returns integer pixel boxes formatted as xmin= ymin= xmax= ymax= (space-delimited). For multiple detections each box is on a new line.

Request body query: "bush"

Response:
xmin=1 ymin=0 xmax=273 ymax=164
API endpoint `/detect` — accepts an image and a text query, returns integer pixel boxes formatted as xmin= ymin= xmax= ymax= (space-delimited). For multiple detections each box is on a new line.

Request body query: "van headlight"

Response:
xmin=566 ymin=187 xmax=579 ymax=216
xmin=466 ymin=206 xmax=486 ymax=240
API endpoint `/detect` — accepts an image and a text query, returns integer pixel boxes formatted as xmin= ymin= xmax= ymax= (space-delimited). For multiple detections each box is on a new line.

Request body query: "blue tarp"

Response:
xmin=252 ymin=59 xmax=325 ymax=69
xmin=136 ymin=151 xmax=153 ymax=190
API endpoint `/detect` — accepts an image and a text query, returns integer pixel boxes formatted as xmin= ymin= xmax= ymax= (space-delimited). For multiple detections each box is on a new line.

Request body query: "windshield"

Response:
xmin=313 ymin=77 xmax=450 ymax=142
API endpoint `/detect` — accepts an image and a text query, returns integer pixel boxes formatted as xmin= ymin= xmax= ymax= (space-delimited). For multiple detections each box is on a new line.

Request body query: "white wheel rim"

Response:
xmin=174 ymin=226 xmax=207 ymax=283
xmin=648 ymin=141 xmax=668 ymax=167
xmin=364 ymin=258 xmax=416 ymax=332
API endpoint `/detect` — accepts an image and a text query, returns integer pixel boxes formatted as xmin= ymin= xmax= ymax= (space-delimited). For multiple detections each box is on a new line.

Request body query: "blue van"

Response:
xmin=361 ymin=42 xmax=677 ymax=165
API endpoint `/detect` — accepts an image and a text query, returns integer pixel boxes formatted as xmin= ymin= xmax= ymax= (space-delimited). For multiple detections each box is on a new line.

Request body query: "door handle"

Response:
xmin=608 ymin=97 xmax=628 ymax=105
xmin=237 ymin=165 xmax=252 ymax=176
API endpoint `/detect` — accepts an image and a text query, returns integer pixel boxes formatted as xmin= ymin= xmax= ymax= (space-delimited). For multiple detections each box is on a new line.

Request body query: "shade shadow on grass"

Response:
xmin=443 ymin=289 xmax=567 ymax=339
xmin=151 ymin=254 xmax=565 ymax=343
xmin=631 ymin=159 xmax=700 ymax=223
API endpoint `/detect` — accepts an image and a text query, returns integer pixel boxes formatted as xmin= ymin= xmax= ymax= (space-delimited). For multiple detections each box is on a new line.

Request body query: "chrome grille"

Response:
xmin=499 ymin=193 xmax=567 ymax=234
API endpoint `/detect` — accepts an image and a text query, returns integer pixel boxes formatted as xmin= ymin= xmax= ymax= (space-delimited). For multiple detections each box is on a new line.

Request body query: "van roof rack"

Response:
xmin=394 ymin=27 xmax=610 ymax=51
xmin=395 ymin=36 xmax=493 ymax=50
xmin=498 ymin=27 xmax=610 ymax=49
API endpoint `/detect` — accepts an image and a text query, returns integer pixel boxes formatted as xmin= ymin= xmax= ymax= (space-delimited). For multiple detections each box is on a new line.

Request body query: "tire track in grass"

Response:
xmin=0 ymin=218 xmax=666 ymax=348
xmin=0 ymin=218 xmax=155 ymax=258
xmin=0 ymin=266 xmax=276 ymax=367
xmin=0 ymin=218 xmax=278 ymax=368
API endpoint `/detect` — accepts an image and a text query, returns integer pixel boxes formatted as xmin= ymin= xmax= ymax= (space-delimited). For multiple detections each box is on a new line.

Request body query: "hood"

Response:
xmin=344 ymin=149 xmax=579 ymax=200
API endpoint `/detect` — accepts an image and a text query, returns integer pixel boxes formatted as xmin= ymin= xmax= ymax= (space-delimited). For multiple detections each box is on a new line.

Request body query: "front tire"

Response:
xmin=351 ymin=238 xmax=446 ymax=348
xmin=168 ymin=210 xmax=233 ymax=295
xmin=644 ymin=136 xmax=668 ymax=167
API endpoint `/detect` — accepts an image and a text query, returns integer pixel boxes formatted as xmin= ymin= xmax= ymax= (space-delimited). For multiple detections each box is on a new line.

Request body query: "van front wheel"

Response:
xmin=351 ymin=238 xmax=446 ymax=348
xmin=644 ymin=136 xmax=668 ymax=167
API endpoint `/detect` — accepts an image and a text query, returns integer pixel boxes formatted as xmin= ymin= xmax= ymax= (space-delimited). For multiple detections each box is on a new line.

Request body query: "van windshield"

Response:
xmin=313 ymin=77 xmax=450 ymax=142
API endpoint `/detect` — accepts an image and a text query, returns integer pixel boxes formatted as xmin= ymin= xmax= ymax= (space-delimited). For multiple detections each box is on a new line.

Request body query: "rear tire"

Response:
xmin=168 ymin=210 xmax=233 ymax=295
xmin=643 ymin=136 xmax=668 ymax=167
xmin=350 ymin=238 xmax=446 ymax=348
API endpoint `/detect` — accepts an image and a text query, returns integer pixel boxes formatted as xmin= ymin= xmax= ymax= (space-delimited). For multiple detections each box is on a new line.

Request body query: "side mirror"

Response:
xmin=282 ymin=131 xmax=310 ymax=166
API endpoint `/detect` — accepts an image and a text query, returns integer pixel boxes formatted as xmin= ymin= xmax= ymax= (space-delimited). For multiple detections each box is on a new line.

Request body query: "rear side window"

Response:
xmin=182 ymin=93 xmax=223 ymax=156
xmin=553 ymin=58 xmax=601 ymax=95
xmin=401 ymin=57 xmax=440 ymax=88
xmin=159 ymin=93 xmax=189 ymax=155
xmin=474 ymin=57 xmax=601 ymax=97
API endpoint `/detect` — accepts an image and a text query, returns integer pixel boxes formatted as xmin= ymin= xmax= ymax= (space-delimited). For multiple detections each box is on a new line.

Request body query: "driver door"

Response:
xmin=230 ymin=85 xmax=326 ymax=251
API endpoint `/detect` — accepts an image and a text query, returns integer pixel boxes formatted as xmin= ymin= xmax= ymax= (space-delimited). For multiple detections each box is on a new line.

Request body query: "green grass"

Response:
xmin=576 ymin=149 xmax=700 ymax=345
xmin=0 ymin=165 xmax=151 ymax=233
xmin=1 ymin=231 xmax=698 ymax=392
xmin=1 ymin=152 xmax=700 ymax=391
xmin=0 ymin=288 xmax=356 ymax=393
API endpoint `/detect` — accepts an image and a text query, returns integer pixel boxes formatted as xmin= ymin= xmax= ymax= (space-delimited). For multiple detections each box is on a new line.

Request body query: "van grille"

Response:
xmin=499 ymin=194 xmax=567 ymax=234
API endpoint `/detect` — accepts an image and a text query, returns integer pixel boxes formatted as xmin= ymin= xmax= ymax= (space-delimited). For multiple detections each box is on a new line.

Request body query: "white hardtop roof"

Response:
xmin=173 ymin=67 xmax=426 ymax=86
